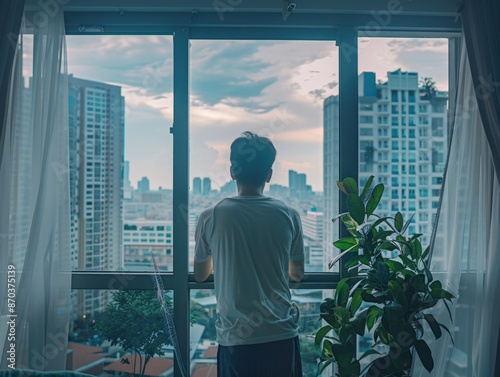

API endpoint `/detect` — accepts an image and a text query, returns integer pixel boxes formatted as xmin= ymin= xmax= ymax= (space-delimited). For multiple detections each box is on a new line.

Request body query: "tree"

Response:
xmin=93 ymin=290 xmax=173 ymax=377
xmin=419 ymin=77 xmax=437 ymax=100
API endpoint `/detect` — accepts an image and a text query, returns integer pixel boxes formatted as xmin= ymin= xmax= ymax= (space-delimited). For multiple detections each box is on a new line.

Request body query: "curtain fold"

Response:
xmin=461 ymin=0 xmax=500 ymax=181
xmin=0 ymin=6 xmax=71 ymax=371
xmin=0 ymin=1 xmax=25 ymax=163
xmin=412 ymin=36 xmax=500 ymax=377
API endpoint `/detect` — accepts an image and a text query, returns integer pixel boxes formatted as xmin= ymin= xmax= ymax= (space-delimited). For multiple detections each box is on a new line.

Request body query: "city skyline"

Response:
xmin=55 ymin=36 xmax=449 ymax=191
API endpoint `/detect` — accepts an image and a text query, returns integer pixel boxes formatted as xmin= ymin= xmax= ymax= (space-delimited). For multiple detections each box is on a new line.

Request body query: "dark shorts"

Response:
xmin=217 ymin=335 xmax=302 ymax=377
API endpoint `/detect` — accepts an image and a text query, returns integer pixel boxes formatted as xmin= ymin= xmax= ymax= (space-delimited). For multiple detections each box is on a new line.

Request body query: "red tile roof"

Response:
xmin=192 ymin=364 xmax=217 ymax=377
xmin=67 ymin=342 xmax=106 ymax=370
xmin=202 ymin=346 xmax=218 ymax=359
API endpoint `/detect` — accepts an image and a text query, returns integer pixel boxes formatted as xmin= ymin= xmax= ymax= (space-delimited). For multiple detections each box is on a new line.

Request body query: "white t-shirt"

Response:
xmin=194 ymin=195 xmax=305 ymax=346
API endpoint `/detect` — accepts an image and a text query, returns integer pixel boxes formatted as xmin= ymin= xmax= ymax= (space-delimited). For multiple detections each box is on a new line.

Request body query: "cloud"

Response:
xmin=60 ymin=36 xmax=450 ymax=191
xmin=358 ymin=38 xmax=448 ymax=90
xmin=190 ymin=40 xmax=278 ymax=107
xmin=309 ymin=80 xmax=338 ymax=100
xmin=67 ymin=35 xmax=173 ymax=97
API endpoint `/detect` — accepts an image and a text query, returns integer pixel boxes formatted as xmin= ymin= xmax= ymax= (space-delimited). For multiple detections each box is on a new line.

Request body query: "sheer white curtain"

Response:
xmin=412 ymin=37 xmax=500 ymax=377
xmin=0 ymin=6 xmax=70 ymax=371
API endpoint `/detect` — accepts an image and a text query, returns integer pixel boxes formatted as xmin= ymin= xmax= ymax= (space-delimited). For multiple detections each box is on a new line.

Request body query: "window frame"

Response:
xmin=66 ymin=11 xmax=461 ymax=376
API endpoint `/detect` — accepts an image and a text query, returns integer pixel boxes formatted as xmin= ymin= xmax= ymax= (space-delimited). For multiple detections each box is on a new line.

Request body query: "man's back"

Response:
xmin=194 ymin=131 xmax=304 ymax=376
xmin=195 ymin=196 xmax=304 ymax=346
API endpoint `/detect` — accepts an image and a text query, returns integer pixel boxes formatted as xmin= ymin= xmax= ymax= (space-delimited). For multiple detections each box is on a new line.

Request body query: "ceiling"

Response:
xmin=26 ymin=0 xmax=461 ymax=16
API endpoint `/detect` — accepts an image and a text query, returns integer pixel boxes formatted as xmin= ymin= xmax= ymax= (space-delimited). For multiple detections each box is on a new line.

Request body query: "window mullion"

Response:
xmin=337 ymin=27 xmax=359 ymax=279
xmin=172 ymin=27 xmax=190 ymax=377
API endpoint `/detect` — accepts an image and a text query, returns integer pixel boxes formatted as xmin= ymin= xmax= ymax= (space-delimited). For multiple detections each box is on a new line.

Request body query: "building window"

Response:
xmin=391 ymin=90 xmax=398 ymax=102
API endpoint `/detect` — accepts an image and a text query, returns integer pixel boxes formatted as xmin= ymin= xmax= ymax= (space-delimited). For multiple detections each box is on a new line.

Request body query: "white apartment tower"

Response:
xmin=68 ymin=76 xmax=124 ymax=315
xmin=302 ymin=211 xmax=325 ymax=267
xmin=323 ymin=69 xmax=447 ymax=270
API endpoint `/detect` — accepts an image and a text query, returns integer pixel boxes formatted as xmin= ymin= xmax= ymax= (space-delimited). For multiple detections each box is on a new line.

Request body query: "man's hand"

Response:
xmin=289 ymin=259 xmax=304 ymax=282
xmin=194 ymin=257 xmax=213 ymax=282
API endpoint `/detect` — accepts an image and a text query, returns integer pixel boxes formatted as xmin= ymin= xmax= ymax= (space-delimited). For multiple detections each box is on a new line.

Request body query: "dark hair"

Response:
xmin=230 ymin=131 xmax=277 ymax=186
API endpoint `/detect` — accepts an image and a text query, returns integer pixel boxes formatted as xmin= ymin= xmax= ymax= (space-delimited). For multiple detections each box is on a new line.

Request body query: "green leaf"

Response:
xmin=409 ymin=274 xmax=426 ymax=292
xmin=315 ymin=325 xmax=333 ymax=353
xmin=388 ymin=280 xmax=408 ymax=309
xmin=373 ymin=261 xmax=390 ymax=286
xmin=424 ymin=314 xmax=442 ymax=340
xmin=334 ymin=306 xmax=351 ymax=325
xmin=343 ymin=177 xmax=358 ymax=195
xmin=333 ymin=237 xmax=358 ymax=251
xmin=345 ymin=255 xmax=366 ymax=269
xmin=429 ymin=280 xmax=442 ymax=290
xmin=377 ymin=326 xmax=393 ymax=345
xmin=366 ymin=306 xmax=382 ymax=330
xmin=411 ymin=239 xmax=423 ymax=259
xmin=322 ymin=339 xmax=334 ymax=358
xmin=350 ymin=308 xmax=368 ymax=336
xmin=439 ymin=323 xmax=455 ymax=345
xmin=331 ymin=343 xmax=354 ymax=367
xmin=443 ymin=299 xmax=454 ymax=323
xmin=372 ymin=229 xmax=394 ymax=242
xmin=366 ymin=183 xmax=384 ymax=217
xmin=394 ymin=212 xmax=404 ymax=232
xmin=383 ymin=303 xmax=405 ymax=325
xmin=320 ymin=299 xmax=339 ymax=328
xmin=401 ymin=213 xmax=415 ymax=234
xmin=390 ymin=323 xmax=416 ymax=347
xmin=342 ymin=360 xmax=361 ymax=377
xmin=347 ymin=193 xmax=365 ymax=224
xmin=430 ymin=288 xmax=456 ymax=301
xmin=341 ymin=214 xmax=361 ymax=237
xmin=362 ymin=291 xmax=385 ymax=304
xmin=385 ymin=260 xmax=404 ymax=271
xmin=349 ymin=290 xmax=363 ymax=316
xmin=328 ymin=247 xmax=357 ymax=269
xmin=335 ymin=278 xmax=350 ymax=308
xmin=360 ymin=175 xmax=374 ymax=202
xmin=337 ymin=181 xmax=348 ymax=195
xmin=359 ymin=348 xmax=380 ymax=361
xmin=422 ymin=245 xmax=431 ymax=260
xmin=332 ymin=212 xmax=348 ymax=224
xmin=415 ymin=339 xmax=434 ymax=373
xmin=338 ymin=323 xmax=355 ymax=345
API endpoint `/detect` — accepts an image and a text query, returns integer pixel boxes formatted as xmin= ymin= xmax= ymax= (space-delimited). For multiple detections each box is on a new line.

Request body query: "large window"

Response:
xmin=62 ymin=14 xmax=459 ymax=377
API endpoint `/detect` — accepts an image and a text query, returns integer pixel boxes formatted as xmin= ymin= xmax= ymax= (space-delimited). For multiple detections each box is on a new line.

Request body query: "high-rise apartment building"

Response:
xmin=301 ymin=210 xmax=324 ymax=267
xmin=288 ymin=170 xmax=307 ymax=198
xmin=193 ymin=177 xmax=202 ymax=194
xmin=137 ymin=176 xmax=150 ymax=192
xmin=202 ymin=177 xmax=211 ymax=196
xmin=68 ymin=75 xmax=124 ymax=315
xmin=123 ymin=160 xmax=133 ymax=200
xmin=123 ymin=219 xmax=173 ymax=271
xmin=323 ymin=69 xmax=447 ymax=270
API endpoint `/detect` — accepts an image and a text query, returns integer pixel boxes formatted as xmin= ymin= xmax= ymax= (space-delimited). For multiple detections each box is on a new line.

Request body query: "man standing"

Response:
xmin=194 ymin=131 xmax=305 ymax=377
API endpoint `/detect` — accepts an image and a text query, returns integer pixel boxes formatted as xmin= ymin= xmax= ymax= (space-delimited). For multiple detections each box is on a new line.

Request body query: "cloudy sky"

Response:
xmin=62 ymin=36 xmax=448 ymax=191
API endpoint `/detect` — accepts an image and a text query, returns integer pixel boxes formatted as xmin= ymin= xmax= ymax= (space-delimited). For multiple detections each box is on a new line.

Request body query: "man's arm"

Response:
xmin=289 ymin=259 xmax=304 ymax=282
xmin=194 ymin=257 xmax=213 ymax=282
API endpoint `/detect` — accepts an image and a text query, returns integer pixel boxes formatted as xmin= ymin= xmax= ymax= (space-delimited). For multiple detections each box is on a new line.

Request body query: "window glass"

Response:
xmin=357 ymin=36 xmax=449 ymax=367
xmin=66 ymin=36 xmax=174 ymax=272
xmin=191 ymin=289 xmax=329 ymax=375
xmin=68 ymin=289 xmax=174 ymax=374
xmin=189 ymin=40 xmax=339 ymax=273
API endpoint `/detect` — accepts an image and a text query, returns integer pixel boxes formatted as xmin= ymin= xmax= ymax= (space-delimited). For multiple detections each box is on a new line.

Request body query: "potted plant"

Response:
xmin=315 ymin=176 xmax=454 ymax=377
